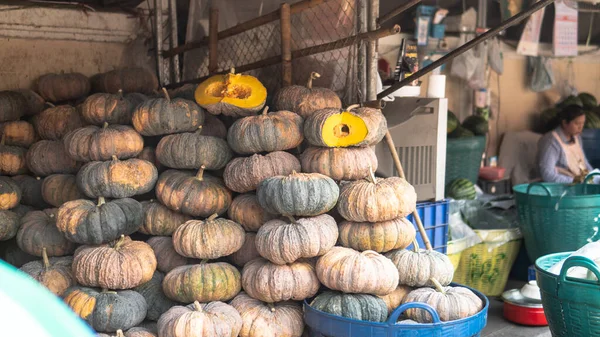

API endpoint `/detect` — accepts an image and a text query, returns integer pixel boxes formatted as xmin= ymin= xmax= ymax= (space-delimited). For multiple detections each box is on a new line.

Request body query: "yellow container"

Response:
xmin=447 ymin=237 xmax=471 ymax=270
xmin=453 ymin=229 xmax=522 ymax=297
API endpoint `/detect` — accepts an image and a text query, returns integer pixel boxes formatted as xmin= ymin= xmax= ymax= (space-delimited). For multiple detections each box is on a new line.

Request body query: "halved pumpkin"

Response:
xmin=195 ymin=68 xmax=267 ymax=117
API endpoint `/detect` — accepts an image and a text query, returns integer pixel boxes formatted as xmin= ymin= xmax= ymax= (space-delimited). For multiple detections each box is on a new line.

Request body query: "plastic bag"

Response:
xmin=450 ymin=48 xmax=479 ymax=81
xmin=528 ymin=56 xmax=555 ymax=92
xmin=460 ymin=198 xmax=520 ymax=230
xmin=448 ymin=200 xmax=483 ymax=255
xmin=549 ymin=242 xmax=600 ymax=281
xmin=488 ymin=37 xmax=504 ymax=75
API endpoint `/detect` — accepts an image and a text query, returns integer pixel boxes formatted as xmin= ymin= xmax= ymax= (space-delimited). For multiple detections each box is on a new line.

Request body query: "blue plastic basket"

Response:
xmin=304 ymin=283 xmax=489 ymax=337
xmin=406 ymin=200 xmax=449 ymax=253
xmin=581 ymin=129 xmax=600 ymax=169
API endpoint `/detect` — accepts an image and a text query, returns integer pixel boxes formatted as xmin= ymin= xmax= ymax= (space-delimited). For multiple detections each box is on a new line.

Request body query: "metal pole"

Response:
xmin=168 ymin=0 xmax=180 ymax=83
xmin=366 ymin=0 xmax=379 ymax=101
xmin=154 ymin=0 xmax=164 ymax=86
xmin=280 ymin=3 xmax=292 ymax=87
xmin=357 ymin=0 xmax=367 ymax=102
xmin=208 ymin=7 xmax=219 ymax=75
xmin=378 ymin=0 xmax=422 ymax=24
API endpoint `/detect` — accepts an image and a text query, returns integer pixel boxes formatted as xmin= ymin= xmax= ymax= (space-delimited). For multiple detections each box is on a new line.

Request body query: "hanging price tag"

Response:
xmin=553 ymin=0 xmax=578 ymax=57
xmin=516 ymin=0 xmax=545 ymax=56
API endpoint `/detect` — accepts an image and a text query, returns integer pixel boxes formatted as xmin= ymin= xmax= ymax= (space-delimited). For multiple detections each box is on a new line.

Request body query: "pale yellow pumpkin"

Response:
xmin=231 ymin=292 xmax=304 ymax=337
xmin=337 ymin=217 xmax=416 ymax=253
xmin=157 ymin=301 xmax=242 ymax=337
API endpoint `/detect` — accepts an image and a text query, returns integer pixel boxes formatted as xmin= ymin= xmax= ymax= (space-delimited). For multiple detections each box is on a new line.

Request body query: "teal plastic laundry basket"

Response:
xmin=445 ymin=136 xmax=486 ymax=185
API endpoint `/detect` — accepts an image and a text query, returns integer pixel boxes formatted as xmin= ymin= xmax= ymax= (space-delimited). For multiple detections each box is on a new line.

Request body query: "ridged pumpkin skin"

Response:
xmin=173 ymin=214 xmax=245 ymax=259
xmin=256 ymin=214 xmax=338 ymax=265
xmin=229 ymin=232 xmax=261 ymax=267
xmin=231 ymin=292 xmax=304 ymax=337
xmin=227 ymin=108 xmax=304 ymax=154
xmin=1 ymin=237 xmax=37 ymax=267
xmin=41 ymin=174 xmax=86 ymax=207
xmin=33 ymin=105 xmax=83 ymax=140
xmin=98 ymin=327 xmax=157 ymax=337
xmin=316 ymin=246 xmax=399 ymax=296
xmin=132 ymin=91 xmax=205 ymax=136
xmin=139 ymin=200 xmax=191 ymax=236
xmin=36 ymin=72 xmax=90 ymax=102
xmin=157 ymin=301 xmax=242 ymax=337
xmin=17 ymin=208 xmax=77 ymax=257
xmin=155 ymin=168 xmax=232 ymax=217
xmin=310 ymin=291 xmax=388 ymax=322
xmin=134 ymin=271 xmax=177 ymax=321
xmin=0 ymin=209 xmax=20 ymax=241
xmin=385 ymin=248 xmax=455 ymax=287
xmin=147 ymin=236 xmax=197 ymax=273
xmin=20 ymin=249 xmax=74 ymax=296
xmin=91 ymin=67 xmax=158 ymax=94
xmin=162 ymin=262 xmax=241 ymax=303
xmin=11 ymin=175 xmax=49 ymax=209
xmin=63 ymin=287 xmax=147 ymax=332
xmin=378 ymin=285 xmax=413 ymax=314
xmin=338 ymin=217 xmax=416 ymax=253
xmin=0 ymin=176 xmax=21 ymax=210
xmin=15 ymin=89 xmax=44 ymax=116
xmin=77 ymin=158 xmax=158 ymax=198
xmin=272 ymin=72 xmax=342 ymax=118
xmin=156 ymin=131 xmax=232 ymax=170
xmin=300 ymin=146 xmax=378 ymax=181
xmin=72 ymin=236 xmax=157 ymax=289
xmin=57 ymin=198 xmax=143 ymax=244
xmin=64 ymin=124 xmax=144 ymax=162
xmin=81 ymin=92 xmax=134 ymax=125
xmin=26 ymin=140 xmax=80 ymax=177
xmin=0 ymin=143 xmax=28 ymax=175
xmin=402 ymin=283 xmax=484 ymax=322
xmin=304 ymin=106 xmax=387 ymax=147
xmin=0 ymin=91 xmax=27 ymax=122
xmin=337 ymin=175 xmax=417 ymax=222
xmin=223 ymin=152 xmax=301 ymax=193
xmin=242 ymin=258 xmax=320 ymax=303
xmin=227 ymin=194 xmax=277 ymax=232
xmin=201 ymin=113 xmax=228 ymax=139
xmin=0 ymin=121 xmax=37 ymax=148
xmin=126 ymin=93 xmax=150 ymax=109
xmin=257 ymin=172 xmax=339 ymax=216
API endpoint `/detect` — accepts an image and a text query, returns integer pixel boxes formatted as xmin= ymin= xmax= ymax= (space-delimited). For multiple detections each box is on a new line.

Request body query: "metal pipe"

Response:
xmin=154 ymin=0 xmax=164 ymax=86
xmin=366 ymin=0 xmax=379 ymax=101
xmin=280 ymin=3 xmax=292 ymax=87
xmin=168 ymin=0 xmax=180 ymax=83
xmin=208 ymin=7 xmax=219 ymax=75
xmin=357 ymin=0 xmax=367 ymax=102
xmin=378 ymin=0 xmax=422 ymax=24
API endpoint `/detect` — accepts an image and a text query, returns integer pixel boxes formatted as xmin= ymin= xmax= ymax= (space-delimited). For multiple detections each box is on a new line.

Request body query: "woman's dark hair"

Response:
xmin=548 ymin=105 xmax=586 ymax=131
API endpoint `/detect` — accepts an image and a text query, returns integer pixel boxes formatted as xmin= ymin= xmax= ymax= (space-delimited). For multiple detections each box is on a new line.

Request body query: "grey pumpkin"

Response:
xmin=310 ymin=291 xmax=388 ymax=322
xmin=156 ymin=129 xmax=232 ymax=170
xmin=134 ymin=271 xmax=178 ymax=321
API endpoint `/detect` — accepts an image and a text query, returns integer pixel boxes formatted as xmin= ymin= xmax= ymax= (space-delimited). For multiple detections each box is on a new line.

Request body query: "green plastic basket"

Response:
xmin=535 ymin=252 xmax=600 ymax=337
xmin=514 ymin=180 xmax=600 ymax=261
xmin=445 ymin=136 xmax=486 ymax=185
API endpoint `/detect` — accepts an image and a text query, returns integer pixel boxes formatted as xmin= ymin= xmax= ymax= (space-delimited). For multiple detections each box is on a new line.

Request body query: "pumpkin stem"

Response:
xmin=36 ymin=177 xmax=41 ymax=180
xmin=207 ymin=213 xmax=219 ymax=221
xmin=101 ymin=288 xmax=117 ymax=294
xmin=412 ymin=239 xmax=420 ymax=253
xmin=200 ymin=259 xmax=209 ymax=264
xmin=285 ymin=215 xmax=297 ymax=224
xmin=346 ymin=104 xmax=360 ymax=111
xmin=307 ymin=72 xmax=320 ymax=89
xmin=261 ymin=106 xmax=269 ymax=116
xmin=117 ymin=89 xmax=124 ymax=99
xmin=111 ymin=155 xmax=119 ymax=161
xmin=366 ymin=166 xmax=377 ymax=184
xmin=430 ymin=278 xmax=446 ymax=294
xmin=97 ymin=197 xmax=106 ymax=207
xmin=0 ymin=133 xmax=5 ymax=146
xmin=113 ymin=235 xmax=126 ymax=250
xmin=195 ymin=165 xmax=206 ymax=181
xmin=161 ymin=87 xmax=171 ymax=102
xmin=230 ymin=67 xmax=236 ymax=74
xmin=116 ymin=330 xmax=125 ymax=337
xmin=267 ymin=303 xmax=276 ymax=312
xmin=42 ymin=247 xmax=50 ymax=271
xmin=103 ymin=122 xmax=109 ymax=129
xmin=193 ymin=301 xmax=203 ymax=312
xmin=45 ymin=102 xmax=56 ymax=108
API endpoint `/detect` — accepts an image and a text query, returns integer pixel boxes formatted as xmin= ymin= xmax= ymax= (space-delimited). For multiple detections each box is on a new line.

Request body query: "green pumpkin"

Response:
xmin=310 ymin=291 xmax=388 ymax=322
xmin=134 ymin=271 xmax=177 ymax=321
xmin=156 ymin=130 xmax=232 ymax=170
xmin=162 ymin=262 xmax=241 ymax=303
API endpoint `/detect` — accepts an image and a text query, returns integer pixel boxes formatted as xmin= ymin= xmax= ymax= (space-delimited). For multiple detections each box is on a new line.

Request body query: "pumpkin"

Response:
xmin=229 ymin=232 xmax=261 ymax=267
xmin=257 ymin=171 xmax=339 ymax=216
xmin=91 ymin=67 xmax=158 ymax=94
xmin=17 ymin=208 xmax=76 ymax=257
xmin=157 ymin=301 xmax=242 ymax=337
xmin=12 ymin=204 xmax=35 ymax=217
xmin=223 ymin=152 xmax=301 ymax=193
xmin=138 ymin=200 xmax=191 ymax=236
xmin=272 ymin=72 xmax=342 ymax=118
xmin=19 ymin=247 xmax=74 ymax=296
xmin=0 ymin=209 xmax=20 ymax=241
xmin=385 ymin=241 xmax=455 ymax=287
xmin=80 ymin=91 xmax=134 ymax=125
xmin=310 ymin=291 xmax=388 ymax=322
xmin=132 ymin=89 xmax=205 ymax=136
xmin=300 ymin=146 xmax=378 ymax=181
xmin=155 ymin=167 xmax=231 ymax=217
xmin=0 ymin=176 xmax=21 ymax=210
xmin=173 ymin=214 xmax=245 ymax=259
xmin=134 ymin=271 xmax=177 ymax=321
xmin=337 ymin=169 xmax=417 ymax=222
xmin=11 ymin=175 xmax=49 ymax=209
xmin=256 ymin=214 xmax=338 ymax=265
xmin=0 ymin=91 xmax=27 ymax=122
xmin=72 ymin=235 xmax=157 ymax=289
xmin=36 ymin=72 xmax=90 ymax=102
xmin=0 ymin=121 xmax=37 ymax=148
xmin=126 ymin=93 xmax=150 ymax=109
xmin=337 ymin=217 xmax=416 ymax=253
xmin=26 ymin=140 xmax=80 ymax=177
xmin=162 ymin=261 xmax=241 ymax=303
xmin=146 ymin=236 xmax=197 ymax=273
xmin=200 ymin=113 xmax=227 ymax=139
xmin=378 ymin=285 xmax=413 ymax=314
xmin=32 ymin=105 xmax=83 ymax=140
xmin=195 ymin=68 xmax=267 ymax=117
xmin=241 ymin=258 xmax=320 ymax=303
xmin=14 ymin=89 xmax=45 ymax=116
xmin=231 ymin=291 xmax=304 ymax=337
xmin=402 ymin=278 xmax=484 ymax=322
xmin=57 ymin=197 xmax=143 ymax=244
xmin=227 ymin=106 xmax=304 ymax=154
xmin=41 ymin=174 xmax=86 ymax=207
xmin=64 ymin=123 xmax=144 ymax=162
xmin=0 ymin=238 xmax=37 ymax=267
xmin=168 ymin=84 xmax=196 ymax=101
xmin=156 ymin=129 xmax=231 ymax=170
xmin=76 ymin=157 xmax=158 ymax=198
xmin=0 ymin=138 xmax=28 ymax=175
xmin=227 ymin=193 xmax=277 ymax=232
xmin=137 ymin=147 xmax=164 ymax=172
xmin=63 ymin=286 xmax=147 ymax=332
xmin=316 ymin=246 xmax=399 ymax=296
xmin=97 ymin=328 xmax=157 ymax=337
xmin=304 ymin=105 xmax=387 ymax=147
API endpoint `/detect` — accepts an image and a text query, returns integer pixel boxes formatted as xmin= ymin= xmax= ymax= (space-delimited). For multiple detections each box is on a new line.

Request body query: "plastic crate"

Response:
xmin=581 ymin=129 xmax=600 ymax=168
xmin=406 ymin=200 xmax=449 ymax=254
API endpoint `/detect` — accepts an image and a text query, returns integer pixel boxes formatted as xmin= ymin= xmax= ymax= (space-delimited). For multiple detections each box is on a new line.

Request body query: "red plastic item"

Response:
xmin=479 ymin=166 xmax=506 ymax=181
xmin=503 ymin=301 xmax=548 ymax=326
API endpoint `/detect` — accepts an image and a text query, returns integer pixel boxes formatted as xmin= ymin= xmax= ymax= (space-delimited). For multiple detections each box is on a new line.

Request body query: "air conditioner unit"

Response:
xmin=375 ymin=97 xmax=448 ymax=202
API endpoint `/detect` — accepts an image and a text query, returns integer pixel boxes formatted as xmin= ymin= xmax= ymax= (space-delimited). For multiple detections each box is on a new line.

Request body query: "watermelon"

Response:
xmin=578 ymin=92 xmax=597 ymax=109
xmin=448 ymin=126 xmax=474 ymax=138
xmin=584 ymin=110 xmax=600 ymax=129
xmin=446 ymin=178 xmax=476 ymax=200
xmin=447 ymin=110 xmax=459 ymax=134
xmin=557 ymin=95 xmax=583 ymax=109
xmin=462 ymin=115 xmax=489 ymax=135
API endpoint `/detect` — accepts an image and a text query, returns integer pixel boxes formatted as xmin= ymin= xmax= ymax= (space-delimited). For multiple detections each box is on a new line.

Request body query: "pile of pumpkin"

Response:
xmin=0 ymin=68 xmax=484 ymax=337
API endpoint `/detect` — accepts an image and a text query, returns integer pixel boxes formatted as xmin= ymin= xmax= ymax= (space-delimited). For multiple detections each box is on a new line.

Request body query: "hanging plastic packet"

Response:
xmin=528 ymin=56 xmax=555 ymax=92
xmin=488 ymin=37 xmax=504 ymax=75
